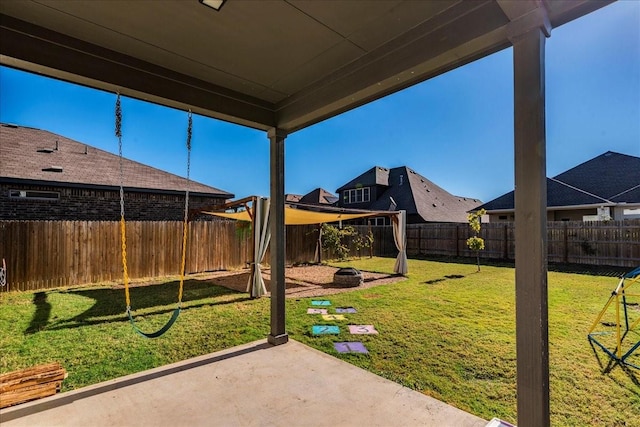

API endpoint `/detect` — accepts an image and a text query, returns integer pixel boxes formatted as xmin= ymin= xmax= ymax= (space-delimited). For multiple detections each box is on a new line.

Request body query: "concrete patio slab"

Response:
xmin=0 ymin=339 xmax=487 ymax=427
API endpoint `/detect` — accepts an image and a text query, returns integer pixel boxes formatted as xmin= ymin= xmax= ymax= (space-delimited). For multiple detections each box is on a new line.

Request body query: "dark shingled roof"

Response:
xmin=339 ymin=165 xmax=482 ymax=223
xmin=336 ymin=166 xmax=390 ymax=192
xmin=553 ymin=151 xmax=640 ymax=200
xmin=299 ymin=188 xmax=338 ymax=205
xmin=613 ymin=186 xmax=640 ymax=203
xmin=285 ymin=194 xmax=303 ymax=203
xmin=0 ymin=123 xmax=233 ymax=197
xmin=477 ymin=151 xmax=640 ymax=211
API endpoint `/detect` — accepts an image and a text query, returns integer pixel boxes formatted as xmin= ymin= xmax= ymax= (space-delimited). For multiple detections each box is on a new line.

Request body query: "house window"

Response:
xmin=9 ymin=189 xmax=60 ymax=201
xmin=343 ymin=187 xmax=370 ymax=204
xmin=498 ymin=215 xmax=508 ymax=220
xmin=370 ymin=217 xmax=387 ymax=226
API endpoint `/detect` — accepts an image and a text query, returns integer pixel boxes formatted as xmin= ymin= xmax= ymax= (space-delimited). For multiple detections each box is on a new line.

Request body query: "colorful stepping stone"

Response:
xmin=334 ymin=342 xmax=368 ymax=354
xmin=312 ymin=325 xmax=340 ymax=335
xmin=348 ymin=325 xmax=379 ymax=335
xmin=322 ymin=314 xmax=346 ymax=321
xmin=335 ymin=307 xmax=357 ymax=314
xmin=311 ymin=300 xmax=331 ymax=306
xmin=307 ymin=308 xmax=328 ymax=314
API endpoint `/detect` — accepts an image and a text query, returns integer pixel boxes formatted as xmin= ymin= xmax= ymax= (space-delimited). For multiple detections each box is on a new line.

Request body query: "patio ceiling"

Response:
xmin=0 ymin=0 xmax=610 ymax=133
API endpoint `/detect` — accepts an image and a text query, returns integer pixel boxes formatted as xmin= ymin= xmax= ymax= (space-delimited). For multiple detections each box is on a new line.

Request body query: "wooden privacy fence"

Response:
xmin=2 ymin=220 xmax=638 ymax=292
xmin=350 ymin=220 xmax=640 ymax=268
xmin=0 ymin=221 xmax=317 ymax=292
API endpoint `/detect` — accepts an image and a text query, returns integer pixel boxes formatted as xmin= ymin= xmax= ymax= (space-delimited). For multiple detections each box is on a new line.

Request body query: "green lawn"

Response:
xmin=1 ymin=258 xmax=638 ymax=426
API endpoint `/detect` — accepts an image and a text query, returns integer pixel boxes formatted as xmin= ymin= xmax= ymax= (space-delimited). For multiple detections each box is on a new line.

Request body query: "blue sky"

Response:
xmin=1 ymin=1 xmax=638 ymax=203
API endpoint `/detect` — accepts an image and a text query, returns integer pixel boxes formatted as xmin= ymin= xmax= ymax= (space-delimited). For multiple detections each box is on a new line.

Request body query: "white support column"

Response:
xmin=511 ymin=24 xmax=550 ymax=427
xmin=267 ymin=127 xmax=288 ymax=346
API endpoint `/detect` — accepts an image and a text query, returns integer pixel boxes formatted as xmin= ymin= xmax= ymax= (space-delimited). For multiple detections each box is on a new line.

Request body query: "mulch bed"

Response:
xmin=200 ymin=265 xmax=405 ymax=298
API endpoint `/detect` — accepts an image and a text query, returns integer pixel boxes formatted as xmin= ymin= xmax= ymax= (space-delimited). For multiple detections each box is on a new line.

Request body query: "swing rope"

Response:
xmin=116 ymin=92 xmax=192 ymax=338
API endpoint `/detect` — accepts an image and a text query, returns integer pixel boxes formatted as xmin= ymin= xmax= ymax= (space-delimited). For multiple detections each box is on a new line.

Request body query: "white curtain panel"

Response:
xmin=392 ymin=210 xmax=408 ymax=275
xmin=247 ymin=197 xmax=271 ymax=297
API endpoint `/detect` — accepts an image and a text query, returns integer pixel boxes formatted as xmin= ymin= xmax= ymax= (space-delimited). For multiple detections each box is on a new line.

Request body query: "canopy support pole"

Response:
xmin=267 ymin=128 xmax=288 ymax=346
xmin=511 ymin=20 xmax=550 ymax=427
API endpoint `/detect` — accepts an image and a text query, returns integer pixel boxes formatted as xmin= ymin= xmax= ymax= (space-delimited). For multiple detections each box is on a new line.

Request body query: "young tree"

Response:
xmin=320 ymin=224 xmax=373 ymax=261
xmin=321 ymin=224 xmax=351 ymax=260
xmin=466 ymin=209 xmax=486 ymax=272
xmin=353 ymin=230 xmax=374 ymax=259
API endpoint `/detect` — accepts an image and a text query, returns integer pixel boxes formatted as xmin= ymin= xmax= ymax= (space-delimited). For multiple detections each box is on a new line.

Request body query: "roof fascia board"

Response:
xmin=0 ymin=15 xmax=276 ymax=131
xmin=0 ymin=177 xmax=233 ymax=198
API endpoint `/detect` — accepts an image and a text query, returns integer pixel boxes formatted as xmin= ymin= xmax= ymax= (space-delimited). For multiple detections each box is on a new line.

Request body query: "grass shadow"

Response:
xmin=25 ymin=292 xmax=52 ymax=334
xmin=424 ymin=274 xmax=466 ymax=285
xmin=28 ymin=278 xmax=251 ymax=334
xmin=589 ymin=339 xmax=640 ymax=393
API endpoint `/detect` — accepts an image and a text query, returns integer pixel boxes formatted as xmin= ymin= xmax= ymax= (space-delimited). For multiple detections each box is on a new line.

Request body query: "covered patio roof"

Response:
xmin=0 ymin=0 xmax=608 ymax=132
xmin=0 ymin=1 xmax=614 ymax=426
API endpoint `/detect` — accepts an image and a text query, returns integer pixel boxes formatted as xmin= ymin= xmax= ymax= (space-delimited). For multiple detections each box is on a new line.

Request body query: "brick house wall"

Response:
xmin=1 ymin=183 xmax=226 ymax=221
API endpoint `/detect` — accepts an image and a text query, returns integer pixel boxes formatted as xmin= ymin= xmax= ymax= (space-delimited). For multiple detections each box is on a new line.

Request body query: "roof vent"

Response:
xmin=2 ymin=123 xmax=18 ymax=128
xmin=42 ymin=166 xmax=63 ymax=173
xmin=399 ymin=175 xmax=404 ymax=185
xmin=432 ymin=203 xmax=437 ymax=207
xmin=37 ymin=148 xmax=55 ymax=153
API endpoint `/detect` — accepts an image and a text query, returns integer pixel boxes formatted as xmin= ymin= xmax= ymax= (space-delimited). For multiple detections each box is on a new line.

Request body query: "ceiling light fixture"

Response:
xmin=199 ymin=0 xmax=226 ymax=11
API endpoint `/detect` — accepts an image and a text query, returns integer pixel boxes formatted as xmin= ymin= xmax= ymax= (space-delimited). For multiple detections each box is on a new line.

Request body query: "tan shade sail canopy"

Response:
xmin=203 ymin=205 xmax=384 ymax=225
xmin=203 ymin=210 xmax=252 ymax=222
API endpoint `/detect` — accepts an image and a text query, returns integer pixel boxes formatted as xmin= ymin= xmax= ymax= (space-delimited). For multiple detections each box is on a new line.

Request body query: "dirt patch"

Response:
xmin=200 ymin=265 xmax=405 ymax=298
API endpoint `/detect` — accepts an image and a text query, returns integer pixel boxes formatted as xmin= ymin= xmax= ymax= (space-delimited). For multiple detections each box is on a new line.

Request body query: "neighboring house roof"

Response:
xmin=287 ymin=188 xmax=338 ymax=205
xmin=478 ymin=151 xmax=640 ymax=212
xmin=337 ymin=165 xmax=482 ymax=223
xmin=615 ymin=186 xmax=640 ymax=203
xmin=299 ymin=188 xmax=338 ymax=205
xmin=285 ymin=194 xmax=303 ymax=203
xmin=0 ymin=123 xmax=234 ymax=198
xmin=553 ymin=151 xmax=640 ymax=201
xmin=336 ymin=166 xmax=390 ymax=192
